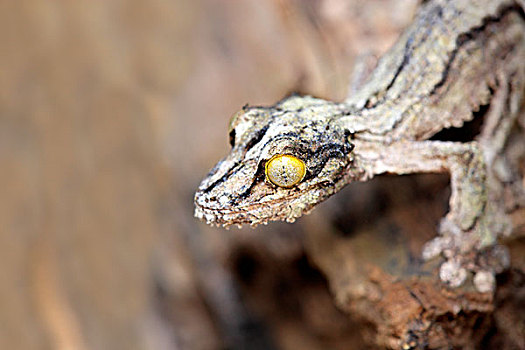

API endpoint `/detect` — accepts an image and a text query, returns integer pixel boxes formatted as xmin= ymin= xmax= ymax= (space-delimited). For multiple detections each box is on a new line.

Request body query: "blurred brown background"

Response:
xmin=6 ymin=0 xmax=500 ymax=349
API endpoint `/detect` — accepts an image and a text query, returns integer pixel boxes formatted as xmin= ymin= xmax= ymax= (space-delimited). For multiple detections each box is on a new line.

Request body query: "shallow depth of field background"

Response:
xmin=0 ymin=1 xmax=420 ymax=349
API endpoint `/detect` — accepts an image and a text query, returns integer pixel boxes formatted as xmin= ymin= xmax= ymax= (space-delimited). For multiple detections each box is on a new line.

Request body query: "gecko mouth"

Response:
xmin=194 ymin=193 xmax=313 ymax=227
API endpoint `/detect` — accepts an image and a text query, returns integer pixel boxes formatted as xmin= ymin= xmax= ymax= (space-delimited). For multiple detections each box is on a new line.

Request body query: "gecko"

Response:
xmin=194 ymin=0 xmax=525 ymax=292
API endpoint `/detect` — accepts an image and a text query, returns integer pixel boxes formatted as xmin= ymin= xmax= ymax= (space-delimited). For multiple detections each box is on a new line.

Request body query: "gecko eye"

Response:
xmin=229 ymin=129 xmax=236 ymax=147
xmin=265 ymin=154 xmax=306 ymax=188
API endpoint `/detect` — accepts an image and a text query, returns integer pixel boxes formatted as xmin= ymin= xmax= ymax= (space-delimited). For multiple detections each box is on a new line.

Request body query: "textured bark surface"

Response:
xmin=306 ymin=182 xmax=525 ymax=349
xmin=1 ymin=0 xmax=524 ymax=349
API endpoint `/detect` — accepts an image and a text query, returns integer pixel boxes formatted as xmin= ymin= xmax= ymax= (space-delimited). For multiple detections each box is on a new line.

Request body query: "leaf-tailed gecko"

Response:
xmin=194 ymin=0 xmax=525 ymax=292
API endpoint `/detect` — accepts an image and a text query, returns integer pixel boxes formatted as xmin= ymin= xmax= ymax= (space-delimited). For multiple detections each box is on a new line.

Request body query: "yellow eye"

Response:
xmin=265 ymin=154 xmax=306 ymax=188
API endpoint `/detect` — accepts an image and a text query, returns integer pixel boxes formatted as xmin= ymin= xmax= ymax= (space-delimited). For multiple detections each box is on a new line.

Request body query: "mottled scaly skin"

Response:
xmin=195 ymin=0 xmax=525 ymax=291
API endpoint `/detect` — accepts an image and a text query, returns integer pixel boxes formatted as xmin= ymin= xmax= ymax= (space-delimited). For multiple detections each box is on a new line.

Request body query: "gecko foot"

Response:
xmin=422 ymin=218 xmax=510 ymax=292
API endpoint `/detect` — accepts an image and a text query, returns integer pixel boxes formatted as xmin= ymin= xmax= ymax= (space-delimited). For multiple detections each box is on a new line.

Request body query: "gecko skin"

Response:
xmin=195 ymin=0 xmax=525 ymax=291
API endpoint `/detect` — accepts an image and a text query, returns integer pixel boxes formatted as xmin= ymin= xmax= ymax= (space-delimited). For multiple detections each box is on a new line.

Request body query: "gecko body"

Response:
xmin=195 ymin=0 xmax=525 ymax=291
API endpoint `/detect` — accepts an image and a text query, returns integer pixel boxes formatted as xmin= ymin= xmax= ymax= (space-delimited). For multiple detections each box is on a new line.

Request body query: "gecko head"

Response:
xmin=194 ymin=95 xmax=359 ymax=227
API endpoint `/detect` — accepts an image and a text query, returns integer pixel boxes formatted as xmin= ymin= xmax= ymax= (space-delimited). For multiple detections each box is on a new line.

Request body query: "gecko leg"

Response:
xmin=356 ymin=139 xmax=510 ymax=291
xmin=479 ymin=71 xmax=525 ymax=210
